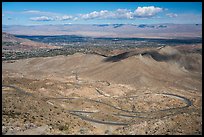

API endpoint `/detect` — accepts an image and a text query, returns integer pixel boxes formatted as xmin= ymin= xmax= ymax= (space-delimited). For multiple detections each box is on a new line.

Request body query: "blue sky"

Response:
xmin=2 ymin=2 xmax=202 ymax=25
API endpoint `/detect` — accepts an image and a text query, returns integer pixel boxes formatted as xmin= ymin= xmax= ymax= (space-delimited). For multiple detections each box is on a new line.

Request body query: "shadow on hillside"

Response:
xmin=141 ymin=51 xmax=178 ymax=61
xmin=103 ymin=50 xmax=178 ymax=62
xmin=103 ymin=52 xmax=131 ymax=62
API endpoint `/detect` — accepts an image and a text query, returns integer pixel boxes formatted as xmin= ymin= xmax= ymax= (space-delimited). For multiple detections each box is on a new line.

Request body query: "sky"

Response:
xmin=2 ymin=2 xmax=202 ymax=25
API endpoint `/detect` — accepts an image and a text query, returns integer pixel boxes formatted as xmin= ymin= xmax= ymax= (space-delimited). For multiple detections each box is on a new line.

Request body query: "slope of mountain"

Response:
xmin=2 ymin=44 xmax=202 ymax=134
xmin=2 ymin=32 xmax=60 ymax=51
xmin=2 ymin=45 xmax=202 ymax=94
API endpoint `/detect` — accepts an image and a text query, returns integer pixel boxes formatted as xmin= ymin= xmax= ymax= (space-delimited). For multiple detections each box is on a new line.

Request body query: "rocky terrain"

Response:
xmin=2 ymin=44 xmax=202 ymax=135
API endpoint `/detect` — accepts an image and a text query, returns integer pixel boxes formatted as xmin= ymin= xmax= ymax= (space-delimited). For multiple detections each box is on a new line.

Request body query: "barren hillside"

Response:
xmin=2 ymin=45 xmax=202 ymax=135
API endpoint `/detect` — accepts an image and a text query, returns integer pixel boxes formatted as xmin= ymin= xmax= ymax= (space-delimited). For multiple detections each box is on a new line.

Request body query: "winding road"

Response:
xmin=2 ymin=84 xmax=193 ymax=126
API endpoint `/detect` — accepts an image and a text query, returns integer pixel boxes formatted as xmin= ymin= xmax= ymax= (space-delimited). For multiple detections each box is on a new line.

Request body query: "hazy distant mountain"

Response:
xmin=2 ymin=24 xmax=202 ymax=39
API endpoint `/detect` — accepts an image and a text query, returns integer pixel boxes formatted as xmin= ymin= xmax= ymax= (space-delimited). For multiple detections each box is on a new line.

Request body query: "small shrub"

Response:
xmin=59 ymin=124 xmax=69 ymax=131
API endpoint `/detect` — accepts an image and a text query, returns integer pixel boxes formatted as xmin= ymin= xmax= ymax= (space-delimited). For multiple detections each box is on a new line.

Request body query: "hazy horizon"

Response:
xmin=2 ymin=22 xmax=202 ymax=26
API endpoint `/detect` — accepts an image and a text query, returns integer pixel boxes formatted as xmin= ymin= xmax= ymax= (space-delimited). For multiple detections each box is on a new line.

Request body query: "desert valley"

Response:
xmin=2 ymin=2 xmax=202 ymax=135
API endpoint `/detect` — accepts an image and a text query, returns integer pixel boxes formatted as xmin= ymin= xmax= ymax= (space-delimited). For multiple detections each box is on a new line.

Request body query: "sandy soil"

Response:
xmin=2 ymin=46 xmax=202 ymax=135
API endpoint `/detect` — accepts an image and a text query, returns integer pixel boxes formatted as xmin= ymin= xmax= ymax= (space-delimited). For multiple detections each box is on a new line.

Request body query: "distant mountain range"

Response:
xmin=2 ymin=24 xmax=202 ymax=39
